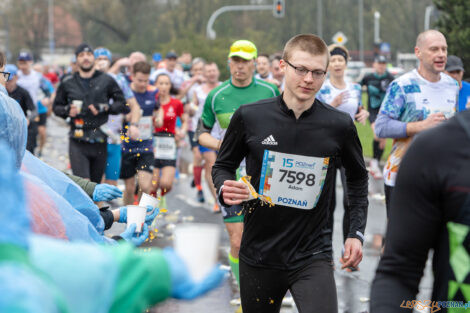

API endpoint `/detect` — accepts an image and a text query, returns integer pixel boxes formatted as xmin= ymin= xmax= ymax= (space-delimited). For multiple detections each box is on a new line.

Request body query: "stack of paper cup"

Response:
xmin=126 ymin=205 xmax=147 ymax=233
xmin=174 ymin=223 xmax=220 ymax=281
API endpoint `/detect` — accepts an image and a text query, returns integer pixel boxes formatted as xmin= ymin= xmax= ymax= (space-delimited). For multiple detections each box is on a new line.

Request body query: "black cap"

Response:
xmin=75 ymin=43 xmax=94 ymax=57
xmin=446 ymin=55 xmax=464 ymax=72
xmin=166 ymin=51 xmax=178 ymax=59
xmin=374 ymin=55 xmax=387 ymax=63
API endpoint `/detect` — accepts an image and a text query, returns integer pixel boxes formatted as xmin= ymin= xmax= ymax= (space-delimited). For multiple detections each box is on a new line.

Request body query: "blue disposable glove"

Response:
xmin=118 ymin=205 xmax=159 ymax=225
xmin=162 ymin=247 xmax=227 ymax=300
xmin=92 ymin=184 xmax=122 ymax=202
xmin=119 ymin=223 xmax=149 ymax=246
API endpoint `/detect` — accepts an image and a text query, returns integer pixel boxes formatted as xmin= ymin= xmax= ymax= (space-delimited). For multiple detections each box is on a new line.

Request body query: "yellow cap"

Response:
xmin=228 ymin=40 xmax=257 ymax=60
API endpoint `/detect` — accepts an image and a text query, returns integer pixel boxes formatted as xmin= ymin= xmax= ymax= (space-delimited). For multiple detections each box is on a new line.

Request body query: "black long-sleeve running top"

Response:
xmin=212 ymin=95 xmax=368 ymax=270
xmin=53 ymin=70 xmax=129 ymax=143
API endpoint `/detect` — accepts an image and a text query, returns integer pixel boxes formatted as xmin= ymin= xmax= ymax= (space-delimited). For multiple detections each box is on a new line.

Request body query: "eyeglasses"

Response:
xmin=0 ymin=71 xmax=10 ymax=81
xmin=284 ymin=60 xmax=326 ymax=79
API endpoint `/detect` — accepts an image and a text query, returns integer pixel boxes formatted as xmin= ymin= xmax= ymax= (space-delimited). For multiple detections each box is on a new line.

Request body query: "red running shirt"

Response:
xmin=154 ymin=96 xmax=184 ymax=134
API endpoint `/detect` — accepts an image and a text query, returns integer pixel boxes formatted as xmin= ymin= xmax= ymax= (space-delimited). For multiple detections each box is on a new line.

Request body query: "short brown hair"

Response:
xmin=0 ymin=51 xmax=5 ymax=68
xmin=282 ymin=34 xmax=329 ymax=66
xmin=133 ymin=61 xmax=151 ymax=75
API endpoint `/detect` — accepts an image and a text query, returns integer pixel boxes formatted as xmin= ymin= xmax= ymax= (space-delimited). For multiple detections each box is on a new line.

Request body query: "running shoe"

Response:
xmin=197 ymin=189 xmax=205 ymax=203
xmin=190 ymin=179 xmax=195 ymax=188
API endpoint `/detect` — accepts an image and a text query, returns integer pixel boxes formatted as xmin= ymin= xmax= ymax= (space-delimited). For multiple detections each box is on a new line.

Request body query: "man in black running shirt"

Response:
xmin=212 ymin=34 xmax=368 ymax=313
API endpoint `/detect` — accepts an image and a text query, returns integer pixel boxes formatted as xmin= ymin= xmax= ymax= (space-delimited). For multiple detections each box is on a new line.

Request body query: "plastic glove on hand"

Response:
xmin=118 ymin=205 xmax=158 ymax=224
xmin=119 ymin=223 xmax=149 ymax=246
xmin=118 ymin=207 xmax=127 ymax=223
xmin=162 ymin=247 xmax=227 ymax=300
xmin=92 ymin=184 xmax=122 ymax=202
xmin=145 ymin=205 xmax=159 ymax=225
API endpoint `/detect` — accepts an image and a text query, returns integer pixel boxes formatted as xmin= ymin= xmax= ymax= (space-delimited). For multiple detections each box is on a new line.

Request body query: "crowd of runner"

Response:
xmin=0 ymin=27 xmax=469 ymax=313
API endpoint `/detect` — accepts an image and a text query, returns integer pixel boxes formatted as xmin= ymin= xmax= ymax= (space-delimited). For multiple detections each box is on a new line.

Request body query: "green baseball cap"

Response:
xmin=228 ymin=40 xmax=258 ymax=60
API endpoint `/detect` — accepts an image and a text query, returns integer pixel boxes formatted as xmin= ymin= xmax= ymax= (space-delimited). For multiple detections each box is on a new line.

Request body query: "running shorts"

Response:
xmin=37 ymin=113 xmax=47 ymax=126
xmin=120 ymin=152 xmax=154 ymax=179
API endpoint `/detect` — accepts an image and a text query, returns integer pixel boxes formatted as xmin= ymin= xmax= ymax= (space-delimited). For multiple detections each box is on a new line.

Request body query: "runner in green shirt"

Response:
xmin=196 ymin=40 xmax=279 ymax=296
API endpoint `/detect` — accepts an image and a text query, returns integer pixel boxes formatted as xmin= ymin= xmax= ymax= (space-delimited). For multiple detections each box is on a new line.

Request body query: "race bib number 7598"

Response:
xmin=258 ymin=150 xmax=329 ymax=210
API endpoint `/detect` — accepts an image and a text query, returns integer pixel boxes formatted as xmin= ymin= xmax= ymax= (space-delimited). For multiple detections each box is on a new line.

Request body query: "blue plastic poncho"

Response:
xmin=22 ymin=151 xmax=105 ymax=233
xmin=0 ymin=82 xmax=105 ymax=237
xmin=0 ymin=141 xmax=29 ymax=248
xmin=0 ymin=85 xmax=27 ymax=168
xmin=0 ymin=140 xmax=118 ymax=313
xmin=21 ymin=170 xmax=111 ymax=243
xmin=0 ymin=141 xmax=65 ymax=313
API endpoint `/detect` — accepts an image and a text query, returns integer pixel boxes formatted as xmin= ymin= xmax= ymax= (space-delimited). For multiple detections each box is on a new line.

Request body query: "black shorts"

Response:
xmin=69 ymin=139 xmax=107 ymax=183
xmin=368 ymin=107 xmax=380 ymax=124
xmin=120 ymin=152 xmax=154 ymax=179
xmin=187 ymin=130 xmax=198 ymax=149
xmin=154 ymin=158 xmax=177 ymax=169
xmin=240 ymin=258 xmax=338 ymax=313
xmin=37 ymin=113 xmax=47 ymax=126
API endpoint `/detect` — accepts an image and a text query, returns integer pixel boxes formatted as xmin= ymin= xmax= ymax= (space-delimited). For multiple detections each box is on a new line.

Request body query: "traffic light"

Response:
xmin=273 ymin=0 xmax=285 ymax=18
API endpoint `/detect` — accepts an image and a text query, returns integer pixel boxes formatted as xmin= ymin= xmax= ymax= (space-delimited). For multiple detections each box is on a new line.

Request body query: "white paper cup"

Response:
xmin=72 ymin=100 xmax=83 ymax=113
xmin=126 ymin=205 xmax=147 ymax=233
xmin=139 ymin=193 xmax=158 ymax=211
xmin=174 ymin=223 xmax=220 ymax=281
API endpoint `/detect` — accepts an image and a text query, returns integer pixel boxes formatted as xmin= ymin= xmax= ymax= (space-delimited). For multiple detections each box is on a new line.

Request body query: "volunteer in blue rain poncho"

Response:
xmin=0 ymin=140 xmax=227 ymax=313
xmin=0 ymin=54 xmax=227 ymax=312
xmin=0 ymin=55 xmax=147 ymax=244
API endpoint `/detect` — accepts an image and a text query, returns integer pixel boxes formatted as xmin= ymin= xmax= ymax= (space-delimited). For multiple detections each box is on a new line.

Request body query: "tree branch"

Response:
xmin=84 ymin=13 xmax=130 ymax=42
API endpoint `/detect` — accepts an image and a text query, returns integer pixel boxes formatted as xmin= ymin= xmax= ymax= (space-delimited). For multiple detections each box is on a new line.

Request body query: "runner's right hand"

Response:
xmin=422 ymin=112 xmax=446 ymax=130
xmin=222 ymin=180 xmax=250 ymax=205
xmin=127 ymin=124 xmax=140 ymax=140
xmin=331 ymin=91 xmax=348 ymax=108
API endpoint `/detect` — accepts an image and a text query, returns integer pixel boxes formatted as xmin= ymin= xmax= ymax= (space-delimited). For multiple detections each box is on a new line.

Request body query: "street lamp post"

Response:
xmin=48 ymin=0 xmax=55 ymax=54
xmin=374 ymin=11 xmax=381 ymax=44
xmin=358 ymin=0 xmax=364 ymax=62
xmin=424 ymin=6 xmax=433 ymax=31
xmin=317 ymin=0 xmax=322 ymax=38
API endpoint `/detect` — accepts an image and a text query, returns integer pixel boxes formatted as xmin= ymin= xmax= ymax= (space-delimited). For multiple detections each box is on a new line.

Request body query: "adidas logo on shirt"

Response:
xmin=261 ymin=135 xmax=278 ymax=145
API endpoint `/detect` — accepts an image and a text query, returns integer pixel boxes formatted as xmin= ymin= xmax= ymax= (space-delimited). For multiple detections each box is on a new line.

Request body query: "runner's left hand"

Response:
xmin=355 ymin=109 xmax=369 ymax=125
xmin=88 ymin=104 xmax=99 ymax=116
xmin=340 ymin=238 xmax=363 ymax=270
